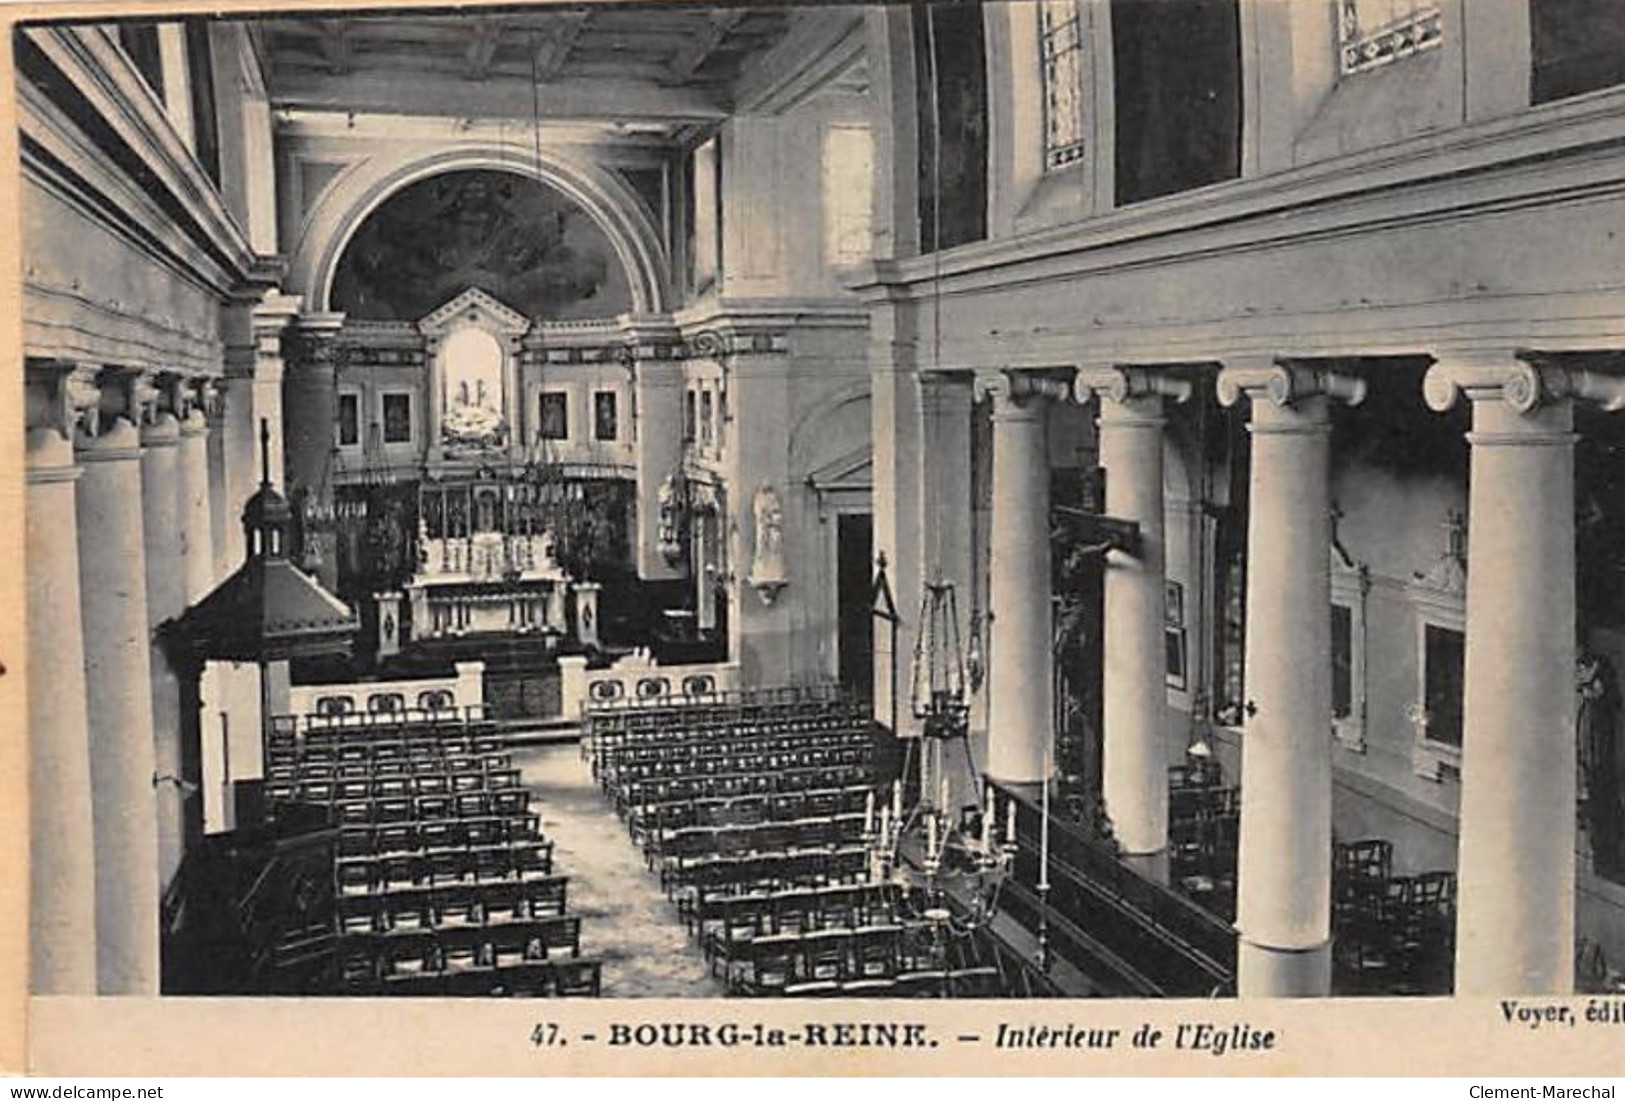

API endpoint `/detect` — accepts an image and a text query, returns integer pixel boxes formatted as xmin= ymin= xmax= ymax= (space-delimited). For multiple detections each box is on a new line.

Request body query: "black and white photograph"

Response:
xmin=12 ymin=0 xmax=1625 ymax=1078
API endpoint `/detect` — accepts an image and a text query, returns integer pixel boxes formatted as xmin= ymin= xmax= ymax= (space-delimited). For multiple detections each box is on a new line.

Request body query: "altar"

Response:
xmin=407 ymin=524 xmax=571 ymax=640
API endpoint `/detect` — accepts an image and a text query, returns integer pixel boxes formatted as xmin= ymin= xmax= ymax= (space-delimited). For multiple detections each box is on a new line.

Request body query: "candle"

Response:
xmin=1005 ymin=798 xmax=1017 ymax=845
xmin=880 ymin=803 xmax=891 ymax=842
xmin=927 ymin=814 xmax=939 ymax=862
xmin=1039 ymin=752 xmax=1052 ymax=890
xmin=891 ymin=780 xmax=902 ymax=822
xmin=939 ymin=775 xmax=950 ymax=816
xmin=864 ymin=791 xmax=875 ymax=835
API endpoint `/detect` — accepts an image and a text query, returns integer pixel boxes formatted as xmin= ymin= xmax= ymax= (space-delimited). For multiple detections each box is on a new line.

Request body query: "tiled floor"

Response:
xmin=515 ymin=743 xmax=725 ymax=997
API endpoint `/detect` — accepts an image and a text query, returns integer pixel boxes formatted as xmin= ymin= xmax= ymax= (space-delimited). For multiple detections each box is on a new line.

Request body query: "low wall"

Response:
xmin=558 ymin=649 xmax=742 ymax=719
xmin=286 ymin=661 xmax=485 ymax=719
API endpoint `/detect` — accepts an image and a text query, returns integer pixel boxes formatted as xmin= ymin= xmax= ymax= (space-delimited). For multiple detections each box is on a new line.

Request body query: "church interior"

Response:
xmin=18 ymin=0 xmax=1625 ymax=1001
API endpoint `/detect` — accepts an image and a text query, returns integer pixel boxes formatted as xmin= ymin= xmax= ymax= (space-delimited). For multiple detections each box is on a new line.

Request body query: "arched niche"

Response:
xmin=331 ymin=168 xmax=633 ymax=322
xmin=287 ymin=146 xmax=669 ymax=315
xmin=418 ymin=286 xmax=533 ymax=465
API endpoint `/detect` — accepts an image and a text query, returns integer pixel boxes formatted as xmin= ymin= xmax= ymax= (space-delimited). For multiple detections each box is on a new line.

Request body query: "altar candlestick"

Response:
xmin=1006 ymin=798 xmax=1017 ymax=845
xmin=891 ymin=780 xmax=902 ymax=823
xmin=864 ymin=791 xmax=875 ymax=835
xmin=927 ymin=815 xmax=939 ymax=863
xmin=1039 ymin=750 xmax=1052 ymax=891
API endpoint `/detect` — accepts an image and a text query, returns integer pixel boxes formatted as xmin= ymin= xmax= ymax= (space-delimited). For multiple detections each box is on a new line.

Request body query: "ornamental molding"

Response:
xmin=416 ymin=286 xmax=531 ymax=338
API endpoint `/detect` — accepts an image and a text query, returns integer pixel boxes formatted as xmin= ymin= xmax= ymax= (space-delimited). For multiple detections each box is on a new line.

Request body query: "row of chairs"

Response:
xmin=649 ymin=813 xmax=868 ymax=867
xmin=617 ymin=763 xmax=873 ymax=814
xmin=338 ymin=814 xmax=541 ymax=858
xmin=719 ymin=919 xmax=1000 ymax=998
xmin=631 ymin=786 xmax=873 ymax=840
xmin=685 ymin=880 xmax=905 ymax=942
xmin=341 ymin=953 xmax=600 ymax=997
xmin=336 ymin=840 xmax=555 ymax=894
xmin=338 ymin=876 xmax=571 ymax=934
xmin=608 ymin=746 xmax=871 ymax=786
xmin=271 ymin=753 xmax=514 ymax=784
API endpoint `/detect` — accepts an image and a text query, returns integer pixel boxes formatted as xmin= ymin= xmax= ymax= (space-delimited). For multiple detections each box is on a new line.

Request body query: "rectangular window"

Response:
xmin=688 ymin=136 xmax=721 ymax=294
xmin=381 ymin=393 xmax=412 ymax=444
xmin=1111 ymin=0 xmax=1241 ymax=206
xmin=700 ymin=390 xmax=714 ymax=450
xmin=1331 ymin=602 xmax=1354 ymax=720
xmin=593 ymin=391 xmax=618 ymax=442
xmin=822 ymin=125 xmax=875 ymax=267
xmin=1422 ymin=623 xmax=1465 ymax=749
xmin=1338 ymin=0 xmax=1442 ymax=76
xmin=539 ymin=392 xmax=569 ymax=440
xmin=183 ymin=21 xmax=220 ymax=187
xmin=337 ymin=392 xmax=360 ymax=448
xmin=1531 ymin=0 xmax=1625 ymax=104
xmin=915 ymin=1 xmax=988 ymax=252
xmin=1039 ymin=0 xmax=1087 ymax=170
xmin=684 ymin=389 xmax=698 ymax=444
xmin=117 ymin=22 xmax=165 ymax=100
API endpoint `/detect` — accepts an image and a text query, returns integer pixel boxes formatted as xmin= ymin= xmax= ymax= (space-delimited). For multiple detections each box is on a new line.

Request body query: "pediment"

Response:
xmin=417 ymin=287 xmax=532 ymax=337
xmin=806 ymin=444 xmax=872 ymax=492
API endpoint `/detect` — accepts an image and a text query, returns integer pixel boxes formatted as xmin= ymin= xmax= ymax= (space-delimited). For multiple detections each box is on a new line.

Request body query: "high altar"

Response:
xmin=401 ymin=287 xmax=602 ymax=646
xmin=407 ymin=481 xmax=574 ymax=639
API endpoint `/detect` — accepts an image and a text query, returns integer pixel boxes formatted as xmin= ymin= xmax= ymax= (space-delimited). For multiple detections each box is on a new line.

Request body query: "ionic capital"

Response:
xmin=1073 ymin=366 xmax=1193 ymax=408
xmin=1423 ymin=356 xmax=1625 ymax=416
xmin=1216 ymin=361 xmax=1366 ymax=410
xmin=973 ymin=368 xmax=1072 ymax=407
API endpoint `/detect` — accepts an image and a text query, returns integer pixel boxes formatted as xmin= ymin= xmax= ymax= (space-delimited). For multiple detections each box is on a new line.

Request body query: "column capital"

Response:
xmin=1216 ymin=361 xmax=1367 ymax=410
xmin=973 ymin=367 xmax=1071 ymax=407
xmin=1423 ymin=355 xmax=1625 ymax=416
xmin=26 ymin=361 xmax=102 ymax=439
xmin=1074 ymin=366 xmax=1194 ymax=408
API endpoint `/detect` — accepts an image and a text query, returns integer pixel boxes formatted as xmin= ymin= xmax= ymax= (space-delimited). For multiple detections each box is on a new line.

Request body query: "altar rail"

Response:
xmin=558 ymin=652 xmax=750 ymax=718
xmin=287 ymin=662 xmax=485 ymax=724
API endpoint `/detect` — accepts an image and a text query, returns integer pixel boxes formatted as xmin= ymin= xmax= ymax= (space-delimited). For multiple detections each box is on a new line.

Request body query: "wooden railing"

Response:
xmin=991 ymin=779 xmax=1237 ymax=997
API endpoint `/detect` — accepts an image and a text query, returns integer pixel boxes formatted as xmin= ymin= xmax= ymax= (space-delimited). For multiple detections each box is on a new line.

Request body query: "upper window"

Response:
xmin=593 ymin=391 xmax=618 ymax=442
xmin=915 ymin=1 xmax=988 ymax=252
xmin=381 ymin=393 xmax=413 ymax=445
xmin=337 ymin=392 xmax=361 ymax=449
xmin=1337 ymin=0 xmax=1442 ymax=76
xmin=1111 ymin=0 xmax=1241 ymax=206
xmin=1039 ymin=0 xmax=1087 ymax=170
xmin=183 ymin=21 xmax=220 ymax=187
xmin=539 ymin=392 xmax=569 ymax=441
xmin=1531 ymin=0 xmax=1625 ymax=105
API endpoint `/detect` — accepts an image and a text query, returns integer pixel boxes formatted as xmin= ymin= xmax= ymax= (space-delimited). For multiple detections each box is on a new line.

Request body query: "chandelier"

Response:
xmin=858 ymin=578 xmax=1025 ymax=952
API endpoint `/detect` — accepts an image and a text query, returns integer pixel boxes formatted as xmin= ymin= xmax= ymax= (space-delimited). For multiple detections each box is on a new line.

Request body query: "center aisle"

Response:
xmin=514 ymin=742 xmax=725 ymax=998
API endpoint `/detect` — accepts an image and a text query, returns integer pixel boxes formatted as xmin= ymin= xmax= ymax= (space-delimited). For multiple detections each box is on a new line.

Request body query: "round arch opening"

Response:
xmin=328 ymin=168 xmax=635 ymax=322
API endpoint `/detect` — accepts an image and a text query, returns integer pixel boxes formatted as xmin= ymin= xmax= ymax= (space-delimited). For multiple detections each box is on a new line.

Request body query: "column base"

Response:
xmin=1237 ymin=938 xmax=1331 ymax=997
xmin=1120 ymin=848 xmax=1170 ymax=886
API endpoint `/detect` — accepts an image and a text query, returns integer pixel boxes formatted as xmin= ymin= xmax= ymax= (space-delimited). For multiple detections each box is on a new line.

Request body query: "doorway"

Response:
xmin=836 ymin=512 xmax=874 ymax=700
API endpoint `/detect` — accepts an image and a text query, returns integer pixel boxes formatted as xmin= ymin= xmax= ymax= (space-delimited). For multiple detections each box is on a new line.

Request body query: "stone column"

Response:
xmin=1217 ymin=361 xmax=1366 ymax=997
xmin=284 ymin=313 xmax=344 ymax=589
xmin=978 ymin=370 xmax=1069 ymax=785
xmin=1076 ymin=367 xmax=1192 ymax=870
xmin=1424 ymin=356 xmax=1625 ymax=995
xmin=141 ymin=399 xmax=187 ymax=889
xmin=75 ymin=397 xmax=159 ymax=994
xmin=26 ymin=405 xmax=98 ymax=994
xmin=178 ymin=398 xmax=213 ymax=604
xmin=626 ymin=320 xmax=685 ymax=581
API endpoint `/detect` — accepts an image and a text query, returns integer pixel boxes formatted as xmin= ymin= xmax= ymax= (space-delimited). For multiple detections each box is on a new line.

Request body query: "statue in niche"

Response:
xmin=747 ymin=483 xmax=788 ymax=605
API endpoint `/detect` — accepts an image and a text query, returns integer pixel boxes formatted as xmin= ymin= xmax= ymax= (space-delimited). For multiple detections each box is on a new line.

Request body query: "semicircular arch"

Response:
xmin=287 ymin=143 xmax=670 ymax=317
